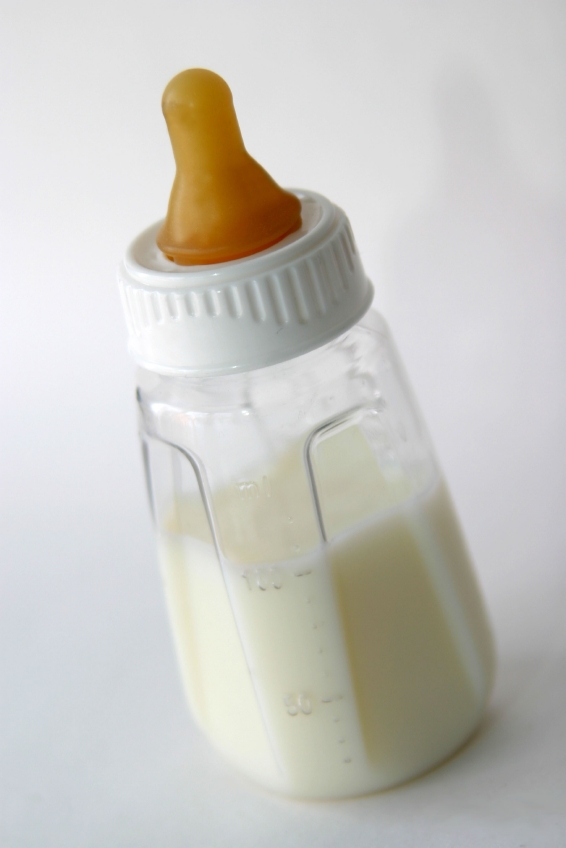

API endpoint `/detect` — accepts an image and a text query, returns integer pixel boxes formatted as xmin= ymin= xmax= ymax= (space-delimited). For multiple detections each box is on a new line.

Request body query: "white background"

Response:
xmin=1 ymin=1 xmax=565 ymax=845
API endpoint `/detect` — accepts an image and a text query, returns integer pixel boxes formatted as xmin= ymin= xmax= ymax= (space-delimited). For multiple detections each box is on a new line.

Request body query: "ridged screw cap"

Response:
xmin=118 ymin=190 xmax=373 ymax=375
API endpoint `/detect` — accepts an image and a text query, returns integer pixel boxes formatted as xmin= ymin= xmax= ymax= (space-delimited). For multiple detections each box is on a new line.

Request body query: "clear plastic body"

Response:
xmin=137 ymin=309 xmax=495 ymax=800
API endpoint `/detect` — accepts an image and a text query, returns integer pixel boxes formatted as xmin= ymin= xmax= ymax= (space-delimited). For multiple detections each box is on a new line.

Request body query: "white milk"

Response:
xmin=158 ymin=429 xmax=494 ymax=799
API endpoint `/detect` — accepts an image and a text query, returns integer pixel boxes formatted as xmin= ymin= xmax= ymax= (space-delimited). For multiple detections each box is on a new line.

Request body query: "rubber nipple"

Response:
xmin=157 ymin=69 xmax=302 ymax=265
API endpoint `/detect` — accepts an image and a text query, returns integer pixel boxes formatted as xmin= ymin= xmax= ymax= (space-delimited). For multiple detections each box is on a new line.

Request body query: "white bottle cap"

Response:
xmin=118 ymin=190 xmax=373 ymax=375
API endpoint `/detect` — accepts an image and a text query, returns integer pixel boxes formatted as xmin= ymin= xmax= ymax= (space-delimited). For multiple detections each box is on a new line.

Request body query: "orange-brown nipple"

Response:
xmin=157 ymin=69 xmax=302 ymax=265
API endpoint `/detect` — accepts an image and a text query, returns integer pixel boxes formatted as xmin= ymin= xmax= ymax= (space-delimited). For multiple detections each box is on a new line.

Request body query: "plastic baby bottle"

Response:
xmin=118 ymin=69 xmax=495 ymax=800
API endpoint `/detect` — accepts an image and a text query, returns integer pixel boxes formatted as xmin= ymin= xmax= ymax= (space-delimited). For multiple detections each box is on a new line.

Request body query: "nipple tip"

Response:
xmin=157 ymin=68 xmax=302 ymax=266
xmin=161 ymin=68 xmax=231 ymax=113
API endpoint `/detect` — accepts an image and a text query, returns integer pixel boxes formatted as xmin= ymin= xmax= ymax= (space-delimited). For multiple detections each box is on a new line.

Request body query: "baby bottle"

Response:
xmin=118 ymin=69 xmax=494 ymax=800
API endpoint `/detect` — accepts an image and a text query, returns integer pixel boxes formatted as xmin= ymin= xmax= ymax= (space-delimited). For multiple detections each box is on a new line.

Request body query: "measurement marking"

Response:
xmin=343 ymin=758 xmax=352 ymax=764
xmin=284 ymin=693 xmax=312 ymax=716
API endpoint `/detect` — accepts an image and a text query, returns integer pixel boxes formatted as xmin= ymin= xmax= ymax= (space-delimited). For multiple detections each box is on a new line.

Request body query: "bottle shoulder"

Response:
xmin=137 ymin=306 xmax=437 ymax=512
xmin=136 ymin=309 xmax=394 ymax=414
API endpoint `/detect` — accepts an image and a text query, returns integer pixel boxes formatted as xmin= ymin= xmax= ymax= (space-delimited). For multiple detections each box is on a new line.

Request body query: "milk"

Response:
xmin=157 ymin=427 xmax=494 ymax=799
